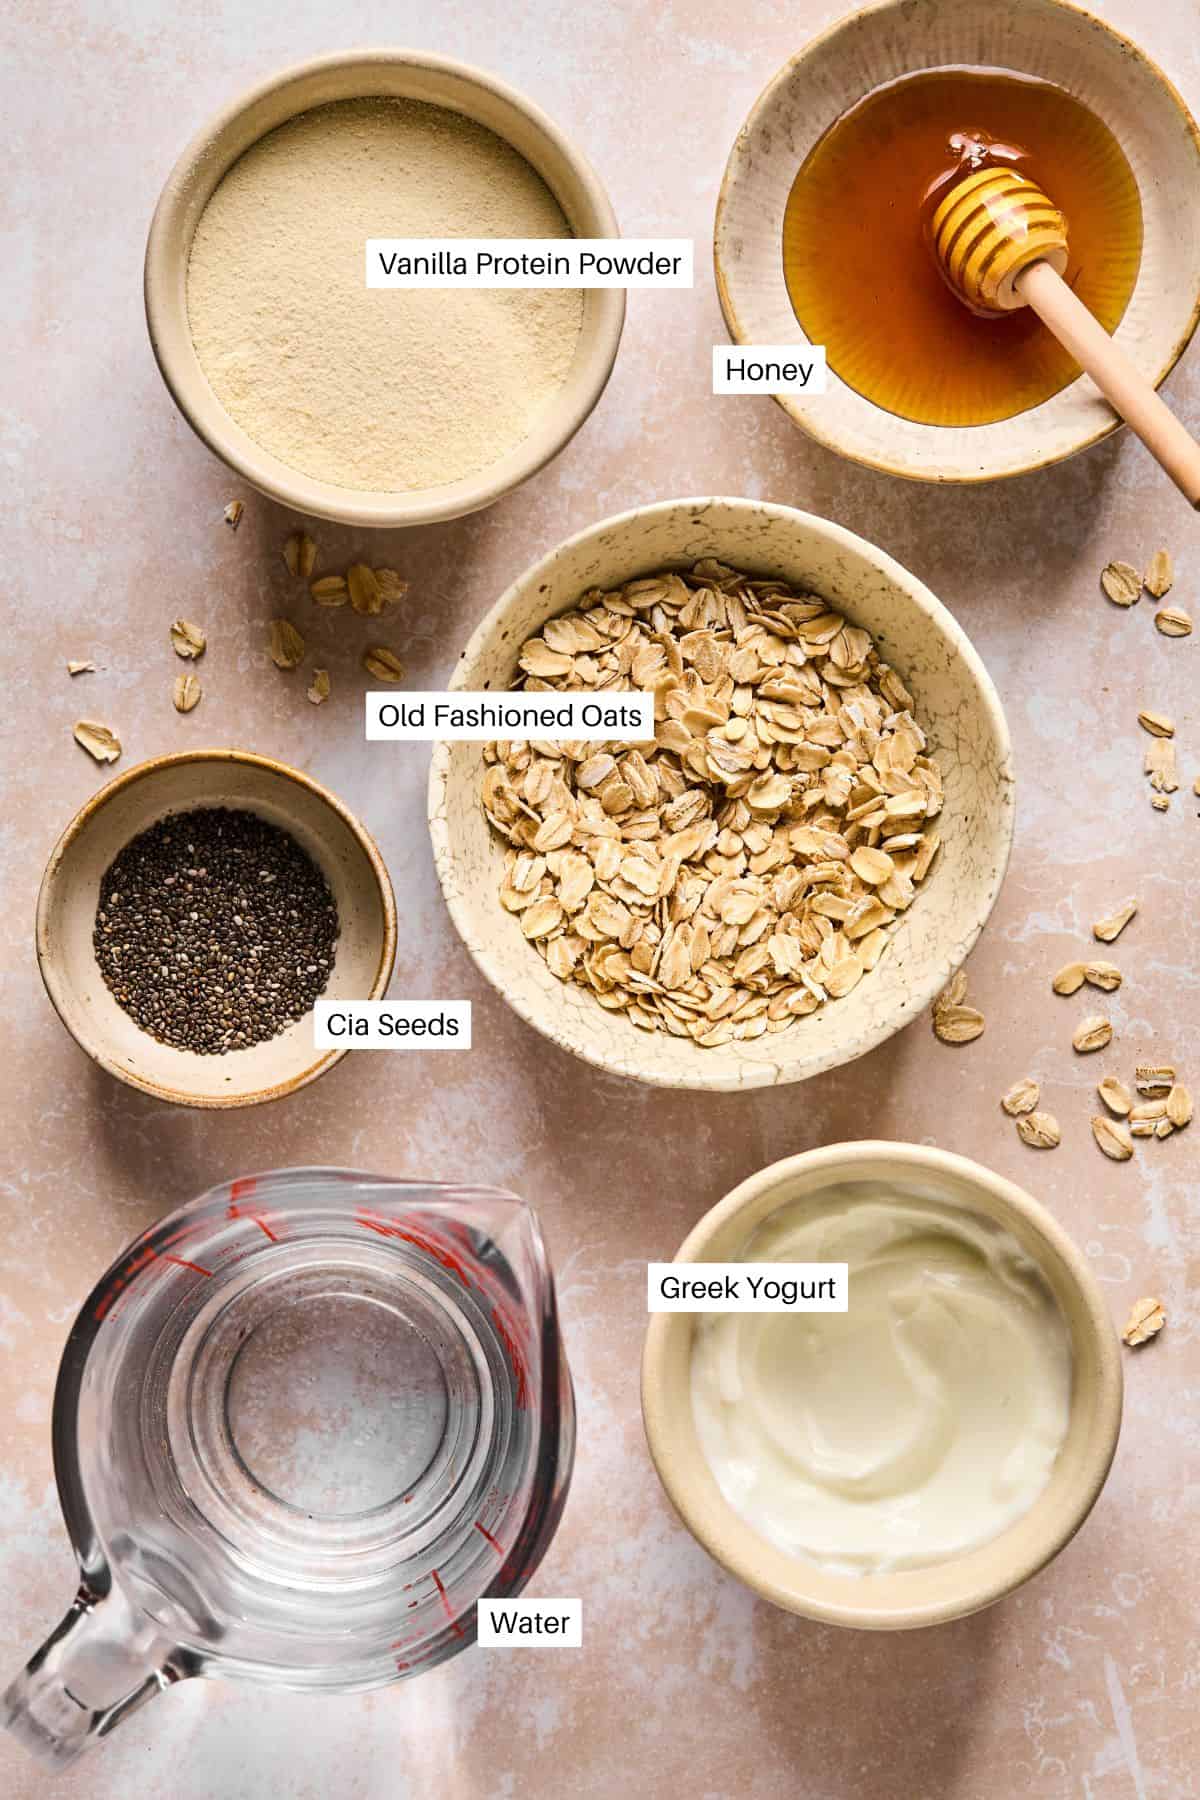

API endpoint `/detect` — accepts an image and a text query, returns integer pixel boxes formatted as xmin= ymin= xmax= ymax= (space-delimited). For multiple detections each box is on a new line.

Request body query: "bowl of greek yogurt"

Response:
xmin=641 ymin=1142 xmax=1122 ymax=1629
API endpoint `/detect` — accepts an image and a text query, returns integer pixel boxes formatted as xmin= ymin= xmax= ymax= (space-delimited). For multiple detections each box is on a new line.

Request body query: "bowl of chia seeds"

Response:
xmin=37 ymin=750 xmax=397 ymax=1107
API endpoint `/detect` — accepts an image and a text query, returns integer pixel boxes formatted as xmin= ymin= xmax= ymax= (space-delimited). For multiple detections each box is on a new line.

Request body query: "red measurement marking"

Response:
xmin=430 ymin=1569 xmax=464 ymax=1637
xmin=474 ymin=1521 xmax=504 ymax=1556
xmin=352 ymin=1210 xmax=474 ymax=1288
xmin=159 ymin=1252 xmax=213 ymax=1277
xmin=490 ymin=1304 xmax=530 ymax=1407
xmin=230 ymin=1178 xmax=258 ymax=1202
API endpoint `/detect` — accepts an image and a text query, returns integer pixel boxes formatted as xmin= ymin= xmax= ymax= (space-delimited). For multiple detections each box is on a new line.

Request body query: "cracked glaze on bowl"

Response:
xmin=715 ymin=0 xmax=1200 ymax=484
xmin=428 ymin=498 xmax=1014 ymax=1090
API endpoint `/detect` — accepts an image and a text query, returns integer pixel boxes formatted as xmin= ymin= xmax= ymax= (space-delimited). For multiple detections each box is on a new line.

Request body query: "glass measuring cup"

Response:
xmin=2 ymin=1168 xmax=574 ymax=1766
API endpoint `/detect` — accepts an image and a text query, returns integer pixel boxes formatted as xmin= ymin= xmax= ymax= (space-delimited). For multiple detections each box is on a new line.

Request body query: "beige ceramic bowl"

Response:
xmin=716 ymin=0 xmax=1200 ymax=483
xmin=429 ymin=496 xmax=1014 ymax=1090
xmin=145 ymin=50 xmax=624 ymax=527
xmin=37 ymin=751 xmax=397 ymax=1108
xmin=642 ymin=1142 xmax=1123 ymax=1629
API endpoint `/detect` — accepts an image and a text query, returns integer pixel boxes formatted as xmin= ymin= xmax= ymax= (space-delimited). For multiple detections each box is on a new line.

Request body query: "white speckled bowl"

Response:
xmin=429 ymin=497 xmax=1014 ymax=1090
xmin=643 ymin=1143 xmax=1123 ymax=1628
xmin=715 ymin=0 xmax=1200 ymax=483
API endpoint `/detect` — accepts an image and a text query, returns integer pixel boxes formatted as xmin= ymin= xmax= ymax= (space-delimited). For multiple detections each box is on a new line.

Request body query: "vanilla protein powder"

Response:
xmin=186 ymin=98 xmax=584 ymax=492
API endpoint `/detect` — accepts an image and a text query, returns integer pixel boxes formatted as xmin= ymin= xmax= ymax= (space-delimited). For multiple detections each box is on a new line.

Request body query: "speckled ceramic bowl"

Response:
xmin=642 ymin=1142 xmax=1123 ymax=1629
xmin=428 ymin=497 xmax=1014 ymax=1091
xmin=715 ymin=0 xmax=1200 ymax=483
xmin=145 ymin=50 xmax=624 ymax=527
xmin=37 ymin=751 xmax=397 ymax=1108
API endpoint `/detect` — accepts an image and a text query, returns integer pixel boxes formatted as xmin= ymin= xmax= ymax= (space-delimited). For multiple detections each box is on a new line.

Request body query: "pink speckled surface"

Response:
xmin=1 ymin=0 xmax=1198 ymax=1795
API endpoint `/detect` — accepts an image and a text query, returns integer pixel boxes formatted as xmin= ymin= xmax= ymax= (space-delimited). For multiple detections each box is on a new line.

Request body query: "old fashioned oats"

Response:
xmin=362 ymin=646 xmax=405 ymax=682
xmin=1122 ymin=1296 xmax=1165 ymax=1346
xmin=1001 ymin=1077 xmax=1040 ymax=1116
xmin=1051 ymin=961 xmax=1087 ymax=996
xmin=284 ymin=532 xmax=317 ymax=578
xmin=1101 ymin=561 xmax=1142 ymax=607
xmin=74 ymin=720 xmax=121 ymax=763
xmin=307 ymin=668 xmax=331 ymax=706
xmin=311 ymin=576 xmax=349 ymax=607
xmin=1098 ymin=1076 xmax=1133 ymax=1117
xmin=1092 ymin=900 xmax=1137 ymax=943
xmin=269 ymin=619 xmax=305 ymax=669
xmin=1017 ymin=1111 xmax=1060 ymax=1149
xmin=480 ymin=560 xmax=945 ymax=1048
xmin=170 ymin=618 xmax=206 ymax=660
xmin=172 ymin=672 xmax=202 ymax=713
xmin=1143 ymin=550 xmax=1173 ymax=598
xmin=1154 ymin=606 xmax=1192 ymax=638
xmin=1073 ymin=1015 xmax=1113 ymax=1054
xmin=1091 ymin=1114 xmax=1133 ymax=1160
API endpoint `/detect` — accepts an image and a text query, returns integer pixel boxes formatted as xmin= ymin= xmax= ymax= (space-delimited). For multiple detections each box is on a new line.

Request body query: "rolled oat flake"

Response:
xmin=93 ymin=807 xmax=339 ymax=1053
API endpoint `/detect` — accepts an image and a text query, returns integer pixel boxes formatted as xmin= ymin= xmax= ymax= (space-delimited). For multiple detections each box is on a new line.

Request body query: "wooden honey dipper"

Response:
xmin=929 ymin=164 xmax=1200 ymax=506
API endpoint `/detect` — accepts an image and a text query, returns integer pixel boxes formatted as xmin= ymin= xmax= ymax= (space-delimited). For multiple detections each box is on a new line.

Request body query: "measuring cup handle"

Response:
xmin=2 ymin=1587 xmax=183 ymax=1767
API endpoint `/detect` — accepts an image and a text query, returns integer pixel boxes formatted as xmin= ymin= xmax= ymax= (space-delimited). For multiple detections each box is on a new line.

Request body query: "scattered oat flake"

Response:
xmin=1017 ymin=1111 xmax=1060 ymax=1149
xmin=375 ymin=569 xmax=408 ymax=605
xmin=934 ymin=970 xmax=968 ymax=1015
xmin=1098 ymin=1076 xmax=1133 ymax=1117
xmin=1151 ymin=794 xmax=1170 ymax=812
xmin=1145 ymin=737 xmax=1178 ymax=792
xmin=1138 ymin=709 xmax=1174 ymax=738
xmin=1166 ymin=1083 xmax=1193 ymax=1128
xmin=1155 ymin=606 xmax=1192 ymax=638
xmin=362 ymin=645 xmax=405 ymax=682
xmin=172 ymin=672 xmax=201 ymax=713
xmin=1101 ymin=560 xmax=1141 ymax=606
xmin=311 ymin=576 xmax=348 ymax=607
xmin=1093 ymin=900 xmax=1137 ymax=942
xmin=73 ymin=720 xmax=121 ymax=763
xmin=269 ymin=619 xmax=305 ymax=670
xmin=1143 ymin=549 xmax=1173 ymax=598
xmin=1001 ymin=1077 xmax=1040 ymax=1116
xmin=1135 ymin=1064 xmax=1175 ymax=1095
xmin=1122 ymin=1296 xmax=1166 ymax=1346
xmin=170 ymin=618 xmax=206 ymax=660
xmin=1091 ymin=1114 xmax=1133 ymax=1160
xmin=348 ymin=564 xmax=384 ymax=616
xmin=1083 ymin=960 xmax=1122 ymax=992
xmin=223 ymin=499 xmax=244 ymax=530
xmin=934 ymin=1004 xmax=985 ymax=1045
xmin=66 ymin=659 xmax=94 ymax=676
xmin=1073 ymin=1015 xmax=1113 ymax=1054
xmin=1051 ymin=961 xmax=1087 ymax=996
xmin=307 ymin=668 xmax=331 ymax=706
xmin=284 ymin=532 xmax=317 ymax=579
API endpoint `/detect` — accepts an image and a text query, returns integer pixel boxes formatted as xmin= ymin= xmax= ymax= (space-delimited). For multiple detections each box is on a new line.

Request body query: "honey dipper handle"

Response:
xmin=1016 ymin=260 xmax=1200 ymax=508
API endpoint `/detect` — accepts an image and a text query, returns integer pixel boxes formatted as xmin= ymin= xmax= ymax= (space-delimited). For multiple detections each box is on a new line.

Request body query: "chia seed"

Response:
xmin=93 ymin=807 xmax=340 ymax=1054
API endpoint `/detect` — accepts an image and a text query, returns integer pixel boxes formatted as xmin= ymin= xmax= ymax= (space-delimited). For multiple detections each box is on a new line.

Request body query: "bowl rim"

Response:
xmin=641 ymin=1140 xmax=1124 ymax=1628
xmin=37 ymin=748 xmax=399 ymax=1109
xmin=713 ymin=0 xmax=1200 ymax=484
xmin=144 ymin=46 xmax=626 ymax=528
xmin=428 ymin=494 xmax=1016 ymax=1091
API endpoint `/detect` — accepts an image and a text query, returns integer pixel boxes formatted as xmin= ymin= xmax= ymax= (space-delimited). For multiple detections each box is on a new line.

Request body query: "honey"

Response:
xmin=782 ymin=69 xmax=1143 ymax=427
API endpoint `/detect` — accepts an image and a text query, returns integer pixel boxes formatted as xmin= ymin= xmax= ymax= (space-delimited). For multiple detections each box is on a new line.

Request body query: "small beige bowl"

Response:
xmin=145 ymin=49 xmax=625 ymax=527
xmin=716 ymin=0 xmax=1200 ymax=484
xmin=37 ymin=750 xmax=397 ymax=1108
xmin=642 ymin=1142 xmax=1123 ymax=1629
xmin=429 ymin=496 xmax=1014 ymax=1091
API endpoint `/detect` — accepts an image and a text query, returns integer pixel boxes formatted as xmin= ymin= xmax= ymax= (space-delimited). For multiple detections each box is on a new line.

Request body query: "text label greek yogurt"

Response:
xmin=647 ymin=1262 xmax=848 ymax=1312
